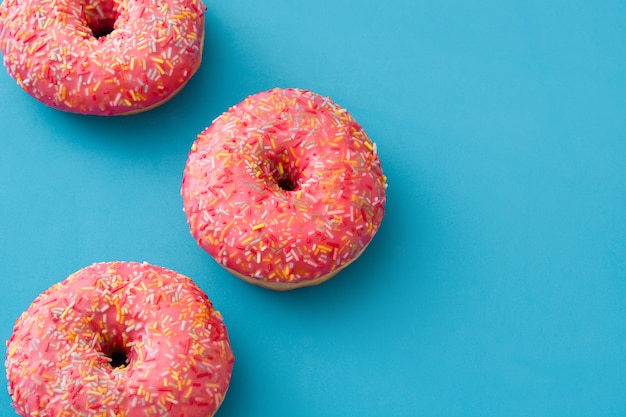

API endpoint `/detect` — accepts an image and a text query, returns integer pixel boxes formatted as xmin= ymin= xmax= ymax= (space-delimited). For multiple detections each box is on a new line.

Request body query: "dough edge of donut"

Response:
xmin=114 ymin=24 xmax=205 ymax=116
xmin=223 ymin=242 xmax=372 ymax=290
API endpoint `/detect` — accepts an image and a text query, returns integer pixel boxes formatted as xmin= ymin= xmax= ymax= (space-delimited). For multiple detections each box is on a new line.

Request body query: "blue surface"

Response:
xmin=1 ymin=0 xmax=625 ymax=416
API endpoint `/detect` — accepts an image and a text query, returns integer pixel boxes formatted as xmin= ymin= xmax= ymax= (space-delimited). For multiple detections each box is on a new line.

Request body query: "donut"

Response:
xmin=5 ymin=261 xmax=234 ymax=417
xmin=182 ymin=88 xmax=387 ymax=290
xmin=0 ymin=0 xmax=205 ymax=115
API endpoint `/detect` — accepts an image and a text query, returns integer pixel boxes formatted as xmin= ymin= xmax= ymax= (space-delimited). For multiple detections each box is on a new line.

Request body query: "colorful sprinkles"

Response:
xmin=5 ymin=261 xmax=234 ymax=417
xmin=0 ymin=0 xmax=205 ymax=115
xmin=182 ymin=88 xmax=387 ymax=289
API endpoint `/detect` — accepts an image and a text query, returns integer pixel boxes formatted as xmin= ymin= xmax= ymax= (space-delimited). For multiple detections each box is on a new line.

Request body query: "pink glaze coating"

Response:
xmin=5 ymin=261 xmax=234 ymax=417
xmin=182 ymin=88 xmax=387 ymax=289
xmin=0 ymin=0 xmax=205 ymax=115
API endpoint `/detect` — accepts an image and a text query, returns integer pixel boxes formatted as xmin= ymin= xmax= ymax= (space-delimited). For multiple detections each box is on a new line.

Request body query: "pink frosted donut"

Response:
xmin=0 ymin=0 xmax=205 ymax=115
xmin=182 ymin=88 xmax=387 ymax=290
xmin=5 ymin=261 xmax=234 ymax=417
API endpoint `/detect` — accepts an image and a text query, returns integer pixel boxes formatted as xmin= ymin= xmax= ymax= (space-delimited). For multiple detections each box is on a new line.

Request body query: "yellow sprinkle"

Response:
xmin=151 ymin=57 xmax=165 ymax=64
xmin=59 ymin=305 xmax=71 ymax=319
xmin=252 ymin=223 xmax=265 ymax=231
xmin=363 ymin=141 xmax=373 ymax=151
xmin=275 ymin=268 xmax=285 ymax=280
xmin=58 ymin=86 xmax=67 ymax=101
xmin=318 ymin=244 xmax=332 ymax=253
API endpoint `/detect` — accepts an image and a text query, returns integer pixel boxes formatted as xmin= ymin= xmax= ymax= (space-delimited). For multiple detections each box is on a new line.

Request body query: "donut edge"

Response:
xmin=116 ymin=22 xmax=206 ymax=116
xmin=223 ymin=242 xmax=372 ymax=291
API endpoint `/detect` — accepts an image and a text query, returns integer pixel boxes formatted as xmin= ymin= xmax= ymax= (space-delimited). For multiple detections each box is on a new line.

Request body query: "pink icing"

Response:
xmin=182 ymin=88 xmax=387 ymax=288
xmin=5 ymin=261 xmax=234 ymax=417
xmin=0 ymin=0 xmax=205 ymax=115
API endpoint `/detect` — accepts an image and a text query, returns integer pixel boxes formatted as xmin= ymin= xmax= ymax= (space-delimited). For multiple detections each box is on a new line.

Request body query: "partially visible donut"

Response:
xmin=0 ymin=0 xmax=205 ymax=115
xmin=182 ymin=88 xmax=387 ymax=290
xmin=5 ymin=261 xmax=234 ymax=417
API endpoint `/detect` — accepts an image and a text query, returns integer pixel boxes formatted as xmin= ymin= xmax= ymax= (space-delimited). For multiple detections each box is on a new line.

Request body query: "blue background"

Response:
xmin=1 ymin=0 xmax=625 ymax=416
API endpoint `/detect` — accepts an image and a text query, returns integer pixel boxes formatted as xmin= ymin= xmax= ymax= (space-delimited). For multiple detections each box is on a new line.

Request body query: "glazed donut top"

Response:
xmin=182 ymin=88 xmax=387 ymax=287
xmin=0 ymin=0 xmax=205 ymax=114
xmin=5 ymin=261 xmax=234 ymax=417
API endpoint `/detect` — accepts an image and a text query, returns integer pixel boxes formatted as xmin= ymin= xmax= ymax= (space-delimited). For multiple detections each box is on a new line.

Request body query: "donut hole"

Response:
xmin=83 ymin=1 xmax=120 ymax=39
xmin=272 ymin=165 xmax=299 ymax=191
xmin=276 ymin=176 xmax=298 ymax=191
xmin=107 ymin=346 xmax=129 ymax=368
xmin=90 ymin=19 xmax=116 ymax=39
